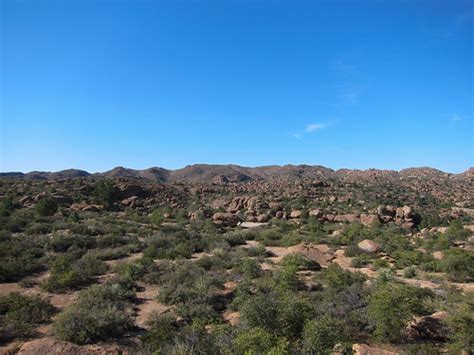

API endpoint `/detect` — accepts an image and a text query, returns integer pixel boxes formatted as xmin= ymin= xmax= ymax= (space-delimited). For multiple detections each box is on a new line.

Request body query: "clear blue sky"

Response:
xmin=1 ymin=0 xmax=472 ymax=173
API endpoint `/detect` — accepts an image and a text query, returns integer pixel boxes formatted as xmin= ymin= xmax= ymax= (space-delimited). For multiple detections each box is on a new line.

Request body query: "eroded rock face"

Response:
xmin=357 ymin=239 xmax=380 ymax=253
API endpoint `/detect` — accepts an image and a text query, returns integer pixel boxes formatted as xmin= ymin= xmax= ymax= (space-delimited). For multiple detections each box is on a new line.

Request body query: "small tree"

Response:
xmin=302 ymin=315 xmax=347 ymax=354
xmin=93 ymin=180 xmax=119 ymax=210
xmin=36 ymin=196 xmax=58 ymax=216
xmin=368 ymin=282 xmax=427 ymax=342
xmin=446 ymin=297 xmax=474 ymax=353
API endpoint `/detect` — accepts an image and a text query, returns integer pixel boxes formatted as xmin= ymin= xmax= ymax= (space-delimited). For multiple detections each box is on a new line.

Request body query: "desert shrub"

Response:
xmin=246 ymin=243 xmax=269 ymax=257
xmin=0 ymin=234 xmax=45 ymax=282
xmin=281 ymin=254 xmax=321 ymax=271
xmin=36 ymin=196 xmax=58 ymax=216
xmin=404 ymin=266 xmax=417 ymax=278
xmin=143 ymin=230 xmax=204 ymax=259
xmin=440 ymin=249 xmax=474 ymax=282
xmin=141 ymin=312 xmax=178 ymax=353
xmin=394 ymin=250 xmax=428 ymax=268
xmin=444 ymin=220 xmax=470 ymax=241
xmin=274 ymin=263 xmax=303 ymax=291
xmin=302 ymin=315 xmax=347 ymax=355
xmin=0 ymin=293 xmax=54 ymax=341
xmin=169 ymin=322 xmax=219 ymax=354
xmin=93 ymin=180 xmax=119 ymax=210
xmin=372 ymin=258 xmax=390 ymax=270
xmin=0 ymin=196 xmax=15 ymax=217
xmin=157 ymin=263 xmax=224 ymax=322
xmin=446 ymin=296 xmax=474 ymax=353
xmin=368 ymin=282 xmax=432 ymax=342
xmin=43 ymin=254 xmax=107 ymax=292
xmin=115 ymin=257 xmax=155 ymax=281
xmin=149 ymin=206 xmax=173 ymax=226
xmin=26 ymin=222 xmax=53 ymax=235
xmin=239 ymin=291 xmax=311 ymax=339
xmin=222 ymin=230 xmax=247 ymax=247
xmin=351 ymin=255 xmax=371 ymax=268
xmin=320 ymin=263 xmax=366 ymax=292
xmin=53 ymin=282 xmax=135 ymax=344
xmin=234 ymin=327 xmax=286 ymax=354
xmin=256 ymin=228 xmax=289 ymax=246
xmin=96 ymin=233 xmax=129 ymax=248
xmin=318 ymin=282 xmax=369 ymax=335
xmin=239 ymin=258 xmax=262 ymax=279
xmin=48 ymin=234 xmax=96 ymax=253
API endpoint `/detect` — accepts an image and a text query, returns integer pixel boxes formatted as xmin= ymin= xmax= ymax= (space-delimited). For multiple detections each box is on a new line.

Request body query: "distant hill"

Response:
xmin=0 ymin=165 xmax=471 ymax=183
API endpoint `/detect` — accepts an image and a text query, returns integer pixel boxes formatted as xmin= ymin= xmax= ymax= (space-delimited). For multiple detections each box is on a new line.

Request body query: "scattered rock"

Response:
xmin=360 ymin=214 xmax=379 ymax=226
xmin=290 ymin=210 xmax=302 ymax=219
xmin=358 ymin=239 xmax=380 ymax=253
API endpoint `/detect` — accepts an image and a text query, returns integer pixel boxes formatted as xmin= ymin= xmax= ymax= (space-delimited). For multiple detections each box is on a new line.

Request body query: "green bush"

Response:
xmin=141 ymin=312 xmax=178 ymax=353
xmin=53 ymin=282 xmax=134 ymax=344
xmin=440 ymin=249 xmax=474 ymax=282
xmin=368 ymin=282 xmax=431 ymax=342
xmin=93 ymin=180 xmax=119 ymax=210
xmin=0 ymin=293 xmax=54 ymax=341
xmin=446 ymin=296 xmax=474 ymax=353
xmin=234 ymin=327 xmax=284 ymax=354
xmin=36 ymin=196 xmax=58 ymax=216
xmin=43 ymin=254 xmax=107 ymax=292
xmin=321 ymin=263 xmax=366 ymax=292
xmin=302 ymin=315 xmax=347 ymax=355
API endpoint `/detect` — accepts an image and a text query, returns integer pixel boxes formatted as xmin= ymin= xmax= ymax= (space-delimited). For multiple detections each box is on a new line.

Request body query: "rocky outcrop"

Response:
xmin=406 ymin=311 xmax=449 ymax=341
xmin=352 ymin=344 xmax=399 ymax=355
xmin=212 ymin=212 xmax=240 ymax=227
xmin=70 ymin=202 xmax=103 ymax=212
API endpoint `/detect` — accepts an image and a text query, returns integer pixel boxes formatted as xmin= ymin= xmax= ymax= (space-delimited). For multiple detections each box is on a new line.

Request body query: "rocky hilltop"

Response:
xmin=1 ymin=164 xmax=471 ymax=183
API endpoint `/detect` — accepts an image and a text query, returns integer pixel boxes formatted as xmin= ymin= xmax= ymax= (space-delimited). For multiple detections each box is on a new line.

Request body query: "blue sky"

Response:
xmin=1 ymin=0 xmax=472 ymax=173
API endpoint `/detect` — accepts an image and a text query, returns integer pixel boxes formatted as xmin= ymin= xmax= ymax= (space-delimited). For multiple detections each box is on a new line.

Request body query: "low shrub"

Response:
xmin=0 ymin=293 xmax=54 ymax=341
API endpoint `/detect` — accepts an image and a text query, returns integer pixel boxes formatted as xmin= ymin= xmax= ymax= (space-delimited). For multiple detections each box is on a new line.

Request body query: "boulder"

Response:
xmin=212 ymin=212 xmax=240 ymax=227
xmin=309 ymin=209 xmax=323 ymax=218
xmin=70 ymin=202 xmax=103 ymax=212
xmin=290 ymin=210 xmax=302 ymax=219
xmin=121 ymin=196 xmax=138 ymax=206
xmin=402 ymin=205 xmax=413 ymax=218
xmin=275 ymin=211 xmax=285 ymax=219
xmin=352 ymin=344 xmax=398 ymax=355
xmin=361 ymin=214 xmax=379 ymax=226
xmin=256 ymin=213 xmax=271 ymax=223
xmin=334 ymin=214 xmax=360 ymax=223
xmin=406 ymin=311 xmax=449 ymax=341
xmin=357 ymin=239 xmax=380 ymax=253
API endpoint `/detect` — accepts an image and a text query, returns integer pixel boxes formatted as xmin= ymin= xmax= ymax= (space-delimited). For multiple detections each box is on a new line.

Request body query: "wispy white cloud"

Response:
xmin=305 ymin=123 xmax=326 ymax=133
xmin=450 ymin=114 xmax=464 ymax=122
xmin=291 ymin=122 xmax=330 ymax=139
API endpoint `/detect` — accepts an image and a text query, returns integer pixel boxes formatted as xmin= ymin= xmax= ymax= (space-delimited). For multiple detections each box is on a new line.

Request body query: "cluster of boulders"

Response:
xmin=18 ymin=192 xmax=72 ymax=208
xmin=377 ymin=205 xmax=419 ymax=229
xmin=70 ymin=202 xmax=103 ymax=212
xmin=205 ymin=195 xmax=421 ymax=229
